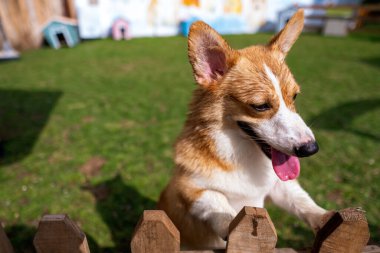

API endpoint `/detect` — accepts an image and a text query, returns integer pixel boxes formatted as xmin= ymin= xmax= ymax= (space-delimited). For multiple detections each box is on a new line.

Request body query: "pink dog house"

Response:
xmin=112 ymin=18 xmax=130 ymax=40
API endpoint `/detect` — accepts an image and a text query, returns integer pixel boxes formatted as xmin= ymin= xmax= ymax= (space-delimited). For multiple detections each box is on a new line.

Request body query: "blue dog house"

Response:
xmin=180 ymin=17 xmax=199 ymax=37
xmin=180 ymin=16 xmax=247 ymax=37
xmin=42 ymin=17 xmax=80 ymax=49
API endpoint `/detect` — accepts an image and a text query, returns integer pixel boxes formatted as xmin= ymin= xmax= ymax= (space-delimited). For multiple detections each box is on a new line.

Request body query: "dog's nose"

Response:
xmin=294 ymin=141 xmax=319 ymax=157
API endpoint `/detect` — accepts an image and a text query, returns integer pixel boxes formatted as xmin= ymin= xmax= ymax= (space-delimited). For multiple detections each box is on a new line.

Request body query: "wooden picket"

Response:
xmin=0 ymin=221 xmax=14 ymax=253
xmin=130 ymin=210 xmax=180 ymax=253
xmin=0 ymin=207 xmax=379 ymax=253
xmin=33 ymin=214 xmax=91 ymax=253
xmin=226 ymin=207 xmax=277 ymax=253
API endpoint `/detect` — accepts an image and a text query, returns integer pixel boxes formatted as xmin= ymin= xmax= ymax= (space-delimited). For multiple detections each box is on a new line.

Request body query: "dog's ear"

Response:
xmin=188 ymin=21 xmax=236 ymax=88
xmin=268 ymin=9 xmax=304 ymax=60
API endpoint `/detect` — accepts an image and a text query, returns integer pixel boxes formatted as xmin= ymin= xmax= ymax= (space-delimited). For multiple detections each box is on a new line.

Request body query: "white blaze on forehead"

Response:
xmin=263 ymin=64 xmax=285 ymax=105
xmin=259 ymin=63 xmax=315 ymax=150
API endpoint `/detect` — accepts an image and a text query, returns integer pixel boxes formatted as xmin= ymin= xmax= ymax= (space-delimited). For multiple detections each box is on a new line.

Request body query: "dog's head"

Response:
xmin=188 ymin=10 xmax=318 ymax=181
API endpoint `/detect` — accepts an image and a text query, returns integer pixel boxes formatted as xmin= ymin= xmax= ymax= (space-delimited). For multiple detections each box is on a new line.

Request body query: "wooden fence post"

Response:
xmin=226 ymin=207 xmax=277 ymax=253
xmin=312 ymin=208 xmax=370 ymax=253
xmin=0 ymin=224 xmax=14 ymax=253
xmin=33 ymin=214 xmax=91 ymax=253
xmin=131 ymin=210 xmax=180 ymax=253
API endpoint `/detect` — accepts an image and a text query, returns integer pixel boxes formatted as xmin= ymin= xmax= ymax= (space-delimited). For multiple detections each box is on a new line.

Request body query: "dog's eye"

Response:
xmin=293 ymin=93 xmax=298 ymax=101
xmin=251 ymin=103 xmax=271 ymax=112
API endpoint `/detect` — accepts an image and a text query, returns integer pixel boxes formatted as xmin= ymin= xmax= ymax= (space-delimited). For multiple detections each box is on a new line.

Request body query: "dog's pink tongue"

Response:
xmin=271 ymin=148 xmax=300 ymax=181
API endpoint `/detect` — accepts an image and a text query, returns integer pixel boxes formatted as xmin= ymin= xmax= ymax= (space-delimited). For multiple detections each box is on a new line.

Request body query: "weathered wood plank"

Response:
xmin=131 ymin=210 xmax=180 ymax=253
xmin=181 ymin=246 xmax=379 ymax=253
xmin=181 ymin=250 xmax=225 ymax=253
xmin=33 ymin=214 xmax=90 ymax=253
xmin=226 ymin=207 xmax=277 ymax=253
xmin=363 ymin=245 xmax=380 ymax=253
xmin=312 ymin=208 xmax=370 ymax=253
xmin=0 ymin=223 xmax=14 ymax=253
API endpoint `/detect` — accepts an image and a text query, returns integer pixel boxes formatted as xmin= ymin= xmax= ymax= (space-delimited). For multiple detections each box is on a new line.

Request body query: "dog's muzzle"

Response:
xmin=237 ymin=121 xmax=271 ymax=159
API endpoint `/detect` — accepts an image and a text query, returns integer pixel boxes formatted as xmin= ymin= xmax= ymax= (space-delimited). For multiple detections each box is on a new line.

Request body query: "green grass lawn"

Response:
xmin=0 ymin=33 xmax=379 ymax=252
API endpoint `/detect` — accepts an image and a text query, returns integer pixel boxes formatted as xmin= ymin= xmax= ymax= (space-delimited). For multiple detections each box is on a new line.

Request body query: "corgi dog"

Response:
xmin=158 ymin=10 xmax=328 ymax=249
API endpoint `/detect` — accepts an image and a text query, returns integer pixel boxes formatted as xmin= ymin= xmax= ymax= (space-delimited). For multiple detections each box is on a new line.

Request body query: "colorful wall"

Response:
xmin=75 ymin=0 xmax=361 ymax=39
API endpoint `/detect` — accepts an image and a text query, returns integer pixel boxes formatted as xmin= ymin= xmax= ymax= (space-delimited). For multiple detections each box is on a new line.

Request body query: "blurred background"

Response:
xmin=0 ymin=0 xmax=379 ymax=252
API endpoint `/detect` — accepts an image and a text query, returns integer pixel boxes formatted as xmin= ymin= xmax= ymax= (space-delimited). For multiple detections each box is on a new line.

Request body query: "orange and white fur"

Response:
xmin=158 ymin=10 xmax=329 ymax=249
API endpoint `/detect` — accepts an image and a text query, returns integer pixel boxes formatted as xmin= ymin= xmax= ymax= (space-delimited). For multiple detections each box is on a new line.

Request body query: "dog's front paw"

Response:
xmin=308 ymin=210 xmax=336 ymax=233
xmin=209 ymin=213 xmax=235 ymax=240
xmin=318 ymin=210 xmax=336 ymax=230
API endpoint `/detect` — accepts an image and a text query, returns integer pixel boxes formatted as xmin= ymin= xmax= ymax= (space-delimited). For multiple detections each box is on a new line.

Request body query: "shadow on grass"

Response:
xmin=4 ymin=224 xmax=37 ymax=253
xmin=309 ymin=98 xmax=380 ymax=141
xmin=0 ymin=89 xmax=62 ymax=166
xmin=3 ymin=173 xmax=155 ymax=253
xmin=350 ymin=32 xmax=380 ymax=43
xmin=82 ymin=174 xmax=156 ymax=253
xmin=369 ymin=224 xmax=380 ymax=245
xmin=361 ymin=56 xmax=380 ymax=69
xmin=276 ymin=225 xmax=314 ymax=250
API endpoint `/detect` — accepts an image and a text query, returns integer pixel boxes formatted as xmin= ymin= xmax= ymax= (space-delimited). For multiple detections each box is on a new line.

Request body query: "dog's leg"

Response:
xmin=190 ymin=190 xmax=237 ymax=239
xmin=269 ymin=180 xmax=329 ymax=232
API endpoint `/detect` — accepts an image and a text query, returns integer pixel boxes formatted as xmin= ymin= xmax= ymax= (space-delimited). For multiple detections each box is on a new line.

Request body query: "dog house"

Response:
xmin=112 ymin=18 xmax=130 ymax=40
xmin=42 ymin=17 xmax=80 ymax=49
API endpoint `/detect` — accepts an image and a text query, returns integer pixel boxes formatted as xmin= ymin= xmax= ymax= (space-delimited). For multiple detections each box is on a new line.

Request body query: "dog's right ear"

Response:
xmin=188 ymin=21 xmax=236 ymax=88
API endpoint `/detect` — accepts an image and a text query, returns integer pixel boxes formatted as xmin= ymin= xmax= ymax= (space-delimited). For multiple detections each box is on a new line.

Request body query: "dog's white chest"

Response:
xmin=199 ymin=129 xmax=279 ymax=212
xmin=212 ymin=166 xmax=277 ymax=212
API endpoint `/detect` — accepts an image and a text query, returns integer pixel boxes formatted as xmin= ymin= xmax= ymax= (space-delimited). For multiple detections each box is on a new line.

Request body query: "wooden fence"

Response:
xmin=131 ymin=207 xmax=377 ymax=253
xmin=0 ymin=207 xmax=378 ymax=253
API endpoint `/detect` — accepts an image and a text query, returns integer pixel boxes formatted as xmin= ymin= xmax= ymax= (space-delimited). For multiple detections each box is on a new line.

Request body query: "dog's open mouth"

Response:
xmin=237 ymin=121 xmax=300 ymax=181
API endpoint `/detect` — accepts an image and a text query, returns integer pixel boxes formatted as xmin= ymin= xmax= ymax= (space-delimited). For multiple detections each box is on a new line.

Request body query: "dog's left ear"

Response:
xmin=188 ymin=21 xmax=237 ymax=88
xmin=268 ymin=9 xmax=304 ymax=60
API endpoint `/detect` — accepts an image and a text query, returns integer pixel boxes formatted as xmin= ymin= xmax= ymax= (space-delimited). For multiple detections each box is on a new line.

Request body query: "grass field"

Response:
xmin=0 ymin=33 xmax=379 ymax=252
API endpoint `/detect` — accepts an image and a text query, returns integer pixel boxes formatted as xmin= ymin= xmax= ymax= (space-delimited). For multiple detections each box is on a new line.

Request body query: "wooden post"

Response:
xmin=312 ymin=208 xmax=370 ymax=253
xmin=65 ymin=0 xmax=77 ymax=19
xmin=131 ymin=210 xmax=180 ymax=253
xmin=33 ymin=214 xmax=91 ymax=253
xmin=226 ymin=207 xmax=277 ymax=253
xmin=0 ymin=224 xmax=14 ymax=253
